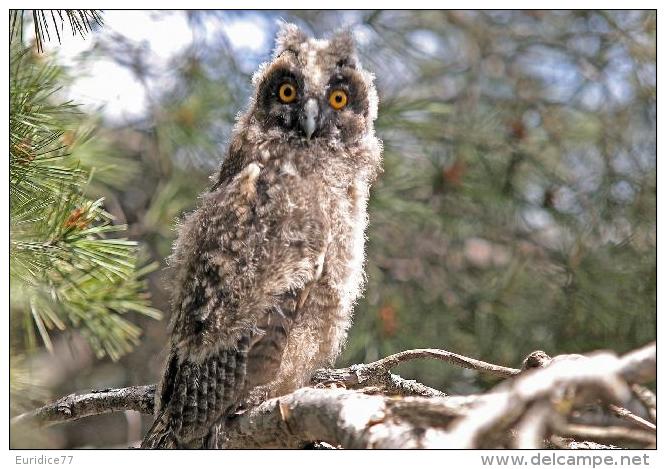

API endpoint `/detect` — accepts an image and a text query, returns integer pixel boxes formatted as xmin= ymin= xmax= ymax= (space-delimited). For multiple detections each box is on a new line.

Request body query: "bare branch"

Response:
xmin=311 ymin=347 xmax=519 ymax=398
xmin=439 ymin=345 xmax=656 ymax=449
xmin=552 ymin=422 xmax=656 ymax=446
xmin=223 ymin=387 xmax=471 ymax=449
xmin=361 ymin=348 xmax=521 ymax=379
xmin=631 ymin=384 xmax=657 ymax=423
xmin=617 ymin=342 xmax=656 ymax=384
xmin=311 ymin=366 xmax=446 ymax=398
xmin=549 ymin=436 xmax=619 ymax=450
xmin=10 ymin=343 xmax=656 ymax=450
xmin=11 ymin=385 xmax=155 ymax=428
xmin=608 ymin=404 xmax=656 ymax=433
xmin=513 ymin=402 xmax=551 ymax=449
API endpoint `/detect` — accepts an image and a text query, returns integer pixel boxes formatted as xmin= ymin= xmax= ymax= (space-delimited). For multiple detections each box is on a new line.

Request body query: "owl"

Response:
xmin=142 ymin=23 xmax=382 ymax=449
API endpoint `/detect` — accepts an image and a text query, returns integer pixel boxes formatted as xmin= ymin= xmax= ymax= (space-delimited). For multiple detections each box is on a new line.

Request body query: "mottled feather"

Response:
xmin=142 ymin=22 xmax=382 ymax=448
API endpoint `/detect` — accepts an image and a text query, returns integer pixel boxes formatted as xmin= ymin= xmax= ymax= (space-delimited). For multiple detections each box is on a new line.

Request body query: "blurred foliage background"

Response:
xmin=9 ymin=10 xmax=656 ymax=448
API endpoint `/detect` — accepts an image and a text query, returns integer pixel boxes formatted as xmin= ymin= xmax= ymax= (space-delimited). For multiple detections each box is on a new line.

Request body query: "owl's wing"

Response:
xmin=143 ymin=248 xmax=257 ymax=448
xmin=143 ymin=290 xmax=305 ymax=449
xmin=143 ymin=162 xmax=328 ymax=448
xmin=210 ymin=134 xmax=247 ymax=191
xmin=143 ymin=177 xmax=255 ymax=449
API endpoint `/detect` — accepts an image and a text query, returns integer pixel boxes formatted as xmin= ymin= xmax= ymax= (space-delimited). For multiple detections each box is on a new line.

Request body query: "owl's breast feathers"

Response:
xmin=251 ymin=140 xmax=372 ymax=280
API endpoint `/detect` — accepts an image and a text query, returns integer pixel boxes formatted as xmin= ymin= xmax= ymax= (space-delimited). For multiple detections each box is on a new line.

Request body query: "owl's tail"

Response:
xmin=141 ymin=336 xmax=252 ymax=449
xmin=141 ymin=410 xmax=179 ymax=449
xmin=141 ymin=410 xmax=221 ymax=449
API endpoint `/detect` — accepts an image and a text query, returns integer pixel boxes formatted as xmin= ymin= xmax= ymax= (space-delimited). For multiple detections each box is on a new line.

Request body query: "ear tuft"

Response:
xmin=329 ymin=28 xmax=358 ymax=67
xmin=274 ymin=21 xmax=308 ymax=57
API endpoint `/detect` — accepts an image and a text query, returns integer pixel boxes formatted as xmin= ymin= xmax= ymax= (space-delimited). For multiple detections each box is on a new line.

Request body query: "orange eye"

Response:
xmin=278 ymin=83 xmax=297 ymax=103
xmin=329 ymin=90 xmax=348 ymax=110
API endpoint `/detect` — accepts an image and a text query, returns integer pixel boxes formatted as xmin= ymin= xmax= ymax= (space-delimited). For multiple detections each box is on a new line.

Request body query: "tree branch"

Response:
xmin=608 ymin=404 xmax=656 ymax=433
xmin=617 ymin=342 xmax=656 ymax=384
xmin=439 ymin=343 xmax=656 ymax=448
xmin=552 ymin=422 xmax=656 ymax=446
xmin=311 ymin=347 xmax=520 ymax=398
xmin=631 ymin=384 xmax=657 ymax=423
xmin=356 ymin=348 xmax=521 ymax=378
xmin=11 ymin=385 xmax=155 ymax=428
xmin=11 ymin=343 xmax=655 ymax=449
xmin=223 ymin=388 xmax=475 ymax=449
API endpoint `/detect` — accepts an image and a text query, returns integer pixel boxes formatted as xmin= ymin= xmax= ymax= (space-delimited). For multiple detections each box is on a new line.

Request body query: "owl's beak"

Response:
xmin=302 ymin=98 xmax=319 ymax=140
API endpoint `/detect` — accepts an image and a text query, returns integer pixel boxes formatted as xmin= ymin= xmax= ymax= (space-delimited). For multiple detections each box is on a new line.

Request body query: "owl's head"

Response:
xmin=248 ymin=23 xmax=378 ymax=145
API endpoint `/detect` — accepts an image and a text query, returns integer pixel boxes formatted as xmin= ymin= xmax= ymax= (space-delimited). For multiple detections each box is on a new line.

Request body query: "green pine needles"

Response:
xmin=9 ymin=17 xmax=161 ymax=362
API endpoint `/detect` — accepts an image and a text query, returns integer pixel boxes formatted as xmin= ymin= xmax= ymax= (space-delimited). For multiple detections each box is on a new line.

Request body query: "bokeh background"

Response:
xmin=9 ymin=10 xmax=656 ymax=448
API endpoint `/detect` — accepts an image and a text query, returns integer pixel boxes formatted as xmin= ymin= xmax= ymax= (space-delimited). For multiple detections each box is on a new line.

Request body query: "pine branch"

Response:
xmin=10 ymin=10 xmax=104 ymax=52
xmin=9 ymin=40 xmax=161 ymax=361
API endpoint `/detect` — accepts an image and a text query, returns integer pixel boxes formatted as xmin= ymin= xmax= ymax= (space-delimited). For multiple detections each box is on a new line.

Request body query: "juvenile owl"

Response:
xmin=142 ymin=23 xmax=382 ymax=448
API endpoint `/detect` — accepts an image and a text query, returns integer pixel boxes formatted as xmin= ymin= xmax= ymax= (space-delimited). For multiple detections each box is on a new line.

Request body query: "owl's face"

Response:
xmin=249 ymin=24 xmax=378 ymax=146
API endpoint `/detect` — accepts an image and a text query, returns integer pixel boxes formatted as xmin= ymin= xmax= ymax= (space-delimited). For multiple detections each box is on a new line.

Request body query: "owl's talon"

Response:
xmin=244 ymin=386 xmax=272 ymax=407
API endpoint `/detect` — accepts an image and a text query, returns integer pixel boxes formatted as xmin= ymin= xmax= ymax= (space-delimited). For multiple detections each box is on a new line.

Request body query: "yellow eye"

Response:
xmin=278 ymin=83 xmax=297 ymax=103
xmin=329 ymin=90 xmax=348 ymax=110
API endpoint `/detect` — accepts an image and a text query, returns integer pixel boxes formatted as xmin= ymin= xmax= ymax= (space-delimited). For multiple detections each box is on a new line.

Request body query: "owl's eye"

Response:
xmin=278 ymin=83 xmax=297 ymax=103
xmin=329 ymin=90 xmax=348 ymax=110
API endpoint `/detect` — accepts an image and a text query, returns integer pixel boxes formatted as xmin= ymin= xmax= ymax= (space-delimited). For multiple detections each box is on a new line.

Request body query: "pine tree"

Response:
xmin=9 ymin=10 xmax=161 ymax=413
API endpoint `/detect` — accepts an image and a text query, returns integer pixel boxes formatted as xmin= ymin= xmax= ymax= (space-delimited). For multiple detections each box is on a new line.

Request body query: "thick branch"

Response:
xmin=550 ymin=436 xmax=619 ymax=450
xmin=617 ymin=342 xmax=656 ymax=384
xmin=223 ymin=387 xmax=473 ymax=449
